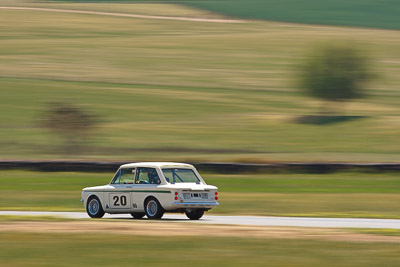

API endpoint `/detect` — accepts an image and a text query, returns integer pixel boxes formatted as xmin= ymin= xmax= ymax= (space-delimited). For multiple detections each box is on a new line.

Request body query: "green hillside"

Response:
xmin=48 ymin=0 xmax=400 ymax=30
xmin=182 ymin=0 xmax=400 ymax=30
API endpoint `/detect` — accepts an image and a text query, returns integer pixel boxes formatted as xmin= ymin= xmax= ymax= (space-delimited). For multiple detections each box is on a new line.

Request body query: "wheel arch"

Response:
xmin=143 ymin=195 xmax=164 ymax=209
xmin=85 ymin=192 xmax=105 ymax=209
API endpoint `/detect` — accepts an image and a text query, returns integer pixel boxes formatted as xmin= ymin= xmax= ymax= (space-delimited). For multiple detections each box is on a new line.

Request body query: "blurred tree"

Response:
xmin=41 ymin=102 xmax=97 ymax=155
xmin=299 ymin=43 xmax=371 ymax=115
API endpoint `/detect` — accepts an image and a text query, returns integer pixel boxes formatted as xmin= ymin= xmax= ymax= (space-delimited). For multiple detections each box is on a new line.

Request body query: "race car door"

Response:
xmin=107 ymin=167 xmax=135 ymax=212
xmin=131 ymin=167 xmax=162 ymax=211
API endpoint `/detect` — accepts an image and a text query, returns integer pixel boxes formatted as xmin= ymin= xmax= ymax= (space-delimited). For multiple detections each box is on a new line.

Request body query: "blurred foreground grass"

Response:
xmin=1 ymin=170 xmax=400 ymax=218
xmin=1 ymin=232 xmax=400 ymax=266
xmin=0 ymin=2 xmax=399 ymax=162
xmin=0 ymin=215 xmax=71 ymax=222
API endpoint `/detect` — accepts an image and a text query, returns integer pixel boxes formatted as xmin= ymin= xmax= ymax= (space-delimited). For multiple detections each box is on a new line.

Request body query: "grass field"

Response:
xmin=0 ymin=0 xmax=224 ymax=19
xmin=0 ymin=1 xmax=400 ymax=162
xmin=2 ymin=170 xmax=400 ymax=218
xmin=1 ymin=232 xmax=400 ymax=266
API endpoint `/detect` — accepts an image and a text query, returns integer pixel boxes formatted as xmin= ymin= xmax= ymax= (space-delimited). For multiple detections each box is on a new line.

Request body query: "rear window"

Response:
xmin=162 ymin=168 xmax=200 ymax=184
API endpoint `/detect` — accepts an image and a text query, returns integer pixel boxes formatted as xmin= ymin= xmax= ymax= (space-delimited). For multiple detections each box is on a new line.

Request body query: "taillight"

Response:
xmin=215 ymin=196 xmax=219 ymax=201
xmin=175 ymin=196 xmax=178 ymax=200
xmin=215 ymin=192 xmax=218 ymax=196
xmin=175 ymin=192 xmax=178 ymax=196
xmin=215 ymin=192 xmax=219 ymax=200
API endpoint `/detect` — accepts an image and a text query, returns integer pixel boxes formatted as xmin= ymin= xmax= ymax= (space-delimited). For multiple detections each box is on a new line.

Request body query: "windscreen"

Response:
xmin=162 ymin=168 xmax=200 ymax=184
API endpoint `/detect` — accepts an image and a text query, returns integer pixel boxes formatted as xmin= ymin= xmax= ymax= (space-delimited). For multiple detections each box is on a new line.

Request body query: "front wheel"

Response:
xmin=131 ymin=212 xmax=145 ymax=219
xmin=185 ymin=209 xmax=204 ymax=220
xmin=86 ymin=196 xmax=105 ymax=218
xmin=144 ymin=198 xmax=164 ymax=219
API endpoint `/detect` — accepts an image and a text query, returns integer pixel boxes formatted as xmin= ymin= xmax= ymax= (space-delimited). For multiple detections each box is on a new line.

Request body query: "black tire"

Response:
xmin=185 ymin=209 xmax=204 ymax=220
xmin=130 ymin=212 xmax=146 ymax=219
xmin=86 ymin=196 xmax=105 ymax=218
xmin=144 ymin=198 xmax=164 ymax=219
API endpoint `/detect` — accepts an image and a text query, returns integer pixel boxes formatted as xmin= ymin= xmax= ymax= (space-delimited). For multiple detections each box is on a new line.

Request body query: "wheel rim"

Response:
xmin=146 ymin=200 xmax=158 ymax=217
xmin=88 ymin=199 xmax=100 ymax=215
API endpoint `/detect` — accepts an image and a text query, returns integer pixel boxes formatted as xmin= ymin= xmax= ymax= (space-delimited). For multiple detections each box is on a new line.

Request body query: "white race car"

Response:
xmin=81 ymin=162 xmax=219 ymax=220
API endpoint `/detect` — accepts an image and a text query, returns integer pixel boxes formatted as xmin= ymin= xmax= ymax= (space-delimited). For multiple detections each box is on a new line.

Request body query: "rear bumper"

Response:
xmin=171 ymin=201 xmax=219 ymax=208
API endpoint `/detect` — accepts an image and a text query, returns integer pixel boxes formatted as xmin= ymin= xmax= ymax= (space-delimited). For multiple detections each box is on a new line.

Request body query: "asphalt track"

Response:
xmin=1 ymin=211 xmax=400 ymax=229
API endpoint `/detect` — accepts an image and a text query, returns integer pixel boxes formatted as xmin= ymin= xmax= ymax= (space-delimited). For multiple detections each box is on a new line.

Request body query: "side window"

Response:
xmin=135 ymin=168 xmax=161 ymax=184
xmin=120 ymin=168 xmax=135 ymax=184
xmin=111 ymin=169 xmax=121 ymax=184
xmin=163 ymin=169 xmax=172 ymax=183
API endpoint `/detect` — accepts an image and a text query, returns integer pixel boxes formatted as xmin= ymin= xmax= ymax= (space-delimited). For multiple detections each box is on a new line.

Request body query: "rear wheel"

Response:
xmin=86 ymin=196 xmax=105 ymax=218
xmin=130 ymin=212 xmax=145 ymax=219
xmin=185 ymin=209 xmax=204 ymax=220
xmin=144 ymin=198 xmax=164 ymax=219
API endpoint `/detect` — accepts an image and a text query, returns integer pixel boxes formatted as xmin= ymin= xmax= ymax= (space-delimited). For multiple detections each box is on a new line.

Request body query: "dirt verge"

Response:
xmin=1 ymin=220 xmax=399 ymax=243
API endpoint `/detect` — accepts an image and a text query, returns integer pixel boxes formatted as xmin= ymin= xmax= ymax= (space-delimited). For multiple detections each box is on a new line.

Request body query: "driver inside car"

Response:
xmin=148 ymin=170 xmax=161 ymax=184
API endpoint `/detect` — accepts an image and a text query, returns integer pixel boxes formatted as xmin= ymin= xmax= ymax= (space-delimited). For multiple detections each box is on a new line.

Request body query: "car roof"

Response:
xmin=120 ymin=162 xmax=194 ymax=169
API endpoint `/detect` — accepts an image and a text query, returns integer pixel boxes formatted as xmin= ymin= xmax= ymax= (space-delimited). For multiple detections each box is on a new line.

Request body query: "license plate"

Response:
xmin=191 ymin=193 xmax=201 ymax=199
xmin=182 ymin=192 xmax=208 ymax=200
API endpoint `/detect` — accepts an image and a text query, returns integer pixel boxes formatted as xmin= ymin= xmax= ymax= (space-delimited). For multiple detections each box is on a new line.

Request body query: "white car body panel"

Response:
xmin=81 ymin=162 xmax=219 ymax=216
